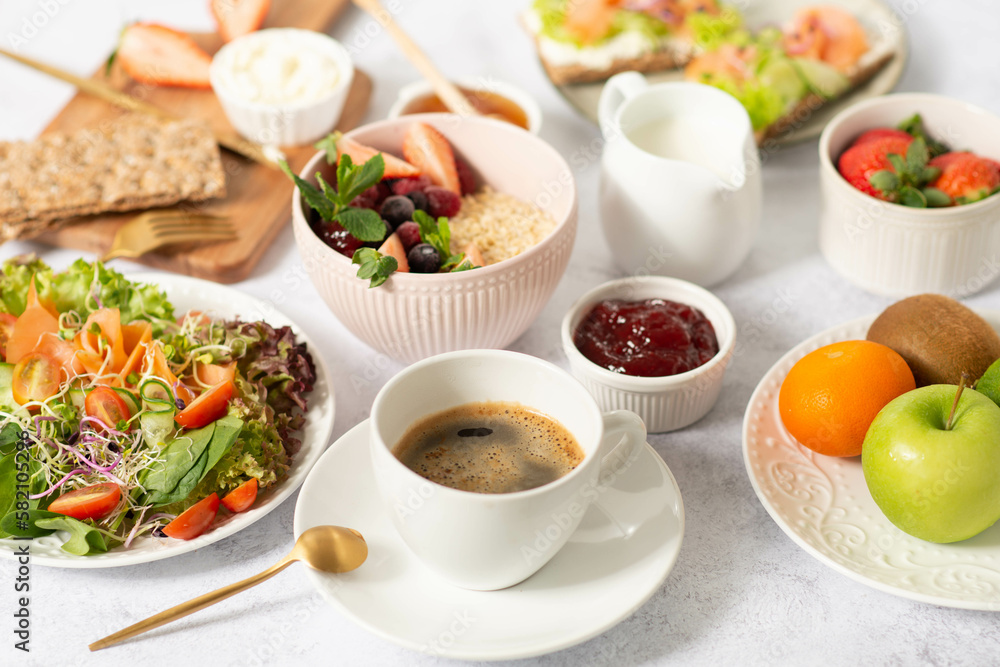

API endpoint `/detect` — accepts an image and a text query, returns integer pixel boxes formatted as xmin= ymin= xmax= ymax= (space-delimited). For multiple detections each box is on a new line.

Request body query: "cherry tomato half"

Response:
xmin=12 ymin=351 xmax=60 ymax=405
xmin=220 ymin=478 xmax=258 ymax=513
xmin=85 ymin=386 xmax=132 ymax=430
xmin=175 ymin=379 xmax=234 ymax=430
xmin=0 ymin=313 xmax=16 ymax=360
xmin=48 ymin=483 xmax=121 ymax=521
xmin=162 ymin=493 xmax=220 ymax=540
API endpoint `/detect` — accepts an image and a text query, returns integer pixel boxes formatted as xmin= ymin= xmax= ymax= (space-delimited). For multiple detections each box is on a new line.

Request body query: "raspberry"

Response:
xmin=455 ymin=157 xmax=476 ymax=195
xmin=395 ymin=221 xmax=422 ymax=252
xmin=425 ymin=186 xmax=461 ymax=218
xmin=391 ymin=175 xmax=432 ymax=196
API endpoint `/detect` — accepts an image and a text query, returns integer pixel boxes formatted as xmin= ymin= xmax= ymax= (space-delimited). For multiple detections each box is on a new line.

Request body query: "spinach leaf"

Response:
xmin=0 ymin=509 xmax=60 ymax=538
xmin=140 ymin=416 xmax=243 ymax=507
xmin=35 ymin=516 xmax=108 ymax=555
xmin=0 ymin=422 xmax=21 ymax=456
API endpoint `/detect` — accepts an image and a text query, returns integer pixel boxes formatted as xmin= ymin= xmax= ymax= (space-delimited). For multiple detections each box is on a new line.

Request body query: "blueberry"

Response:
xmin=408 ymin=243 xmax=441 ymax=273
xmin=406 ymin=190 xmax=430 ymax=213
xmin=380 ymin=195 xmax=415 ymax=228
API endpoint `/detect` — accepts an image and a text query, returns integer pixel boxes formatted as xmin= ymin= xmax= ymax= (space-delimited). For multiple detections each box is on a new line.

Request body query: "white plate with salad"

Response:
xmin=0 ymin=258 xmax=335 ymax=568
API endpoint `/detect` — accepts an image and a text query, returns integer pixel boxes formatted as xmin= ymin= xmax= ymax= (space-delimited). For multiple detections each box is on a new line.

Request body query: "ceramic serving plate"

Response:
xmin=0 ymin=273 xmax=336 ymax=568
xmin=550 ymin=0 xmax=908 ymax=146
xmin=743 ymin=311 xmax=1000 ymax=610
xmin=294 ymin=420 xmax=685 ymax=660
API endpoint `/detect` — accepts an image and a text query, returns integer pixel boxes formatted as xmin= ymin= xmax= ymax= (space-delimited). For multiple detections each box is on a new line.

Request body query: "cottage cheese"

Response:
xmin=214 ymin=30 xmax=340 ymax=106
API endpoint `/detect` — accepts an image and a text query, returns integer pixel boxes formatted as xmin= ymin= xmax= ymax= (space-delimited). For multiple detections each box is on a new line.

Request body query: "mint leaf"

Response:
xmin=336 ymin=207 xmax=386 ymax=242
xmin=336 ymin=154 xmax=356 ymax=205
xmin=316 ymin=173 xmax=338 ymax=202
xmin=341 ymin=154 xmax=385 ymax=204
xmin=351 ymin=248 xmax=397 ymax=288
xmin=451 ymin=259 xmax=478 ymax=272
xmin=412 ymin=210 xmax=452 ymax=258
xmin=314 ymin=132 xmax=341 ymax=165
xmin=280 ymin=161 xmax=334 ymax=220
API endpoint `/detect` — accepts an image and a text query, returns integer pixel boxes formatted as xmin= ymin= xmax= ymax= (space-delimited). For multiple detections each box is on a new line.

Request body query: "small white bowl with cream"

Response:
xmin=210 ymin=28 xmax=354 ymax=146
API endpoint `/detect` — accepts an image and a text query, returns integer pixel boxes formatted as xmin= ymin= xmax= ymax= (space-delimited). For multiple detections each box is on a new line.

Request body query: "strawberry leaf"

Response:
xmin=923 ymin=187 xmax=952 ymax=208
xmin=899 ymin=186 xmax=927 ymax=208
xmin=898 ymin=114 xmax=950 ymax=157
xmin=336 ymin=207 xmax=386 ymax=242
xmin=870 ymin=170 xmax=899 ymax=194
xmin=887 ymin=153 xmax=906 ymax=175
xmin=906 ymin=137 xmax=929 ymax=173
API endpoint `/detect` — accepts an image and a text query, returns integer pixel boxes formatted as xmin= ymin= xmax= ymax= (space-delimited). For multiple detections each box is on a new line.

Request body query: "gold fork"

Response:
xmin=101 ymin=211 xmax=237 ymax=262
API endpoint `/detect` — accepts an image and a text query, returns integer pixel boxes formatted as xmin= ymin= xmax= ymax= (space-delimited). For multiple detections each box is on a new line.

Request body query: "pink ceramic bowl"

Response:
xmin=292 ymin=113 xmax=578 ymax=363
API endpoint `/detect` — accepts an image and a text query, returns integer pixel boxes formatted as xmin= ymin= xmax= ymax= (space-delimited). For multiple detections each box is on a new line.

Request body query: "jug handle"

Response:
xmin=598 ymin=72 xmax=648 ymax=139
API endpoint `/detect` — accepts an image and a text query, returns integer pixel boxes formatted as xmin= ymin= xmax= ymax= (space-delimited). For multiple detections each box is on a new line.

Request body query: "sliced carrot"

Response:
xmin=6 ymin=278 xmax=60 ymax=364
xmin=116 ymin=322 xmax=153 ymax=386
xmin=145 ymin=342 xmax=196 ymax=405
xmin=194 ymin=361 xmax=237 ymax=387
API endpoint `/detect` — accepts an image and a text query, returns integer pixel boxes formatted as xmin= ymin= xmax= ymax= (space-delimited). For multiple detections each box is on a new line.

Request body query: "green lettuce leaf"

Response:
xmin=0 ymin=256 xmax=175 ymax=335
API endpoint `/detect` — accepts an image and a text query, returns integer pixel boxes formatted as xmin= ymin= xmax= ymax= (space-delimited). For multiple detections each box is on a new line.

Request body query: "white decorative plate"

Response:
xmin=551 ymin=0 xmax=908 ymax=146
xmin=295 ymin=420 xmax=685 ymax=661
xmin=743 ymin=312 xmax=1000 ymax=610
xmin=0 ymin=273 xmax=336 ymax=568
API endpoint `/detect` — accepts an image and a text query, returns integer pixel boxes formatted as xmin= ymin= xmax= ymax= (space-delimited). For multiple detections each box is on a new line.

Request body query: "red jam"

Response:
xmin=573 ymin=299 xmax=720 ymax=377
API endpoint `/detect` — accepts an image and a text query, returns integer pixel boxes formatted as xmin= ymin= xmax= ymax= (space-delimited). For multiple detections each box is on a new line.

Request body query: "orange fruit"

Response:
xmin=778 ymin=340 xmax=915 ymax=457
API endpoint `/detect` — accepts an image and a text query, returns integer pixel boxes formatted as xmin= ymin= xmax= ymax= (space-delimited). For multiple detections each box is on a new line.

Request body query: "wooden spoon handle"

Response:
xmin=89 ymin=557 xmax=296 ymax=651
xmin=350 ymin=0 xmax=479 ymax=117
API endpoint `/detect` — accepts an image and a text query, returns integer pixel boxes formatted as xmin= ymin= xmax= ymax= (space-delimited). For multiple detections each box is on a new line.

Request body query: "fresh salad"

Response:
xmin=0 ymin=257 xmax=316 ymax=555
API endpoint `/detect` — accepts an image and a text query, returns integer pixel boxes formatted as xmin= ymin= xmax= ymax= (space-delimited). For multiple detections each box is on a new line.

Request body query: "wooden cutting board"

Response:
xmin=33 ymin=0 xmax=373 ymax=284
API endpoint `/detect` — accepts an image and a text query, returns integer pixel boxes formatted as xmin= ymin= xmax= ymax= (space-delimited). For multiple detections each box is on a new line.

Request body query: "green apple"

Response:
xmin=862 ymin=384 xmax=1000 ymax=543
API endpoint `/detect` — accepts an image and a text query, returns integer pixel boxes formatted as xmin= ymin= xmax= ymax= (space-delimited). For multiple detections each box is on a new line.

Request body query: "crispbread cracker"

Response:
xmin=0 ymin=114 xmax=226 ymax=240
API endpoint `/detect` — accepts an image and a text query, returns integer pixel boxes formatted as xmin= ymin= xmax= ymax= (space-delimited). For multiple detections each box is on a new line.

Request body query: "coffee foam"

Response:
xmin=392 ymin=401 xmax=584 ymax=494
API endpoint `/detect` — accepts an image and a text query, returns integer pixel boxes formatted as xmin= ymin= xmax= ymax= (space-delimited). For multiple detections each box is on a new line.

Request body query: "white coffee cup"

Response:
xmin=597 ymin=73 xmax=762 ymax=287
xmin=370 ymin=349 xmax=647 ymax=591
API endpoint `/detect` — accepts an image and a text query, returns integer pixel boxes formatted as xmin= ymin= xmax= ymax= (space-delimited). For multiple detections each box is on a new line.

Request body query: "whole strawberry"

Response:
xmin=838 ymin=135 xmax=913 ymax=199
xmin=929 ymin=152 xmax=1000 ymax=205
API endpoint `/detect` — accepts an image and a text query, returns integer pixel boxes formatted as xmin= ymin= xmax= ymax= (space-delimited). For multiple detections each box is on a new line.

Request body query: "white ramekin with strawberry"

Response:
xmin=818 ymin=93 xmax=1000 ymax=297
xmin=837 ymin=114 xmax=1000 ymax=208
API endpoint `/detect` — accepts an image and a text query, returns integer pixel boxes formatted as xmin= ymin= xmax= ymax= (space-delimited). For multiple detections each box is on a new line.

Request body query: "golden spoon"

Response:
xmin=89 ymin=526 xmax=368 ymax=651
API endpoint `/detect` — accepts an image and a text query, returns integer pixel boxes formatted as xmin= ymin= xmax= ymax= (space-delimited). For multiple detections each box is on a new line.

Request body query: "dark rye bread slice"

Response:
xmin=755 ymin=46 xmax=896 ymax=145
xmin=0 ymin=113 xmax=226 ymax=241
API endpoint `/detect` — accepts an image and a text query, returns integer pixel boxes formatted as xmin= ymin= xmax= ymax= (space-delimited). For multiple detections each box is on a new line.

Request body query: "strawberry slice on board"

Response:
xmin=336 ymin=136 xmax=421 ymax=179
xmin=210 ymin=0 xmax=271 ymax=43
xmin=116 ymin=23 xmax=212 ymax=89
xmin=402 ymin=123 xmax=461 ymax=194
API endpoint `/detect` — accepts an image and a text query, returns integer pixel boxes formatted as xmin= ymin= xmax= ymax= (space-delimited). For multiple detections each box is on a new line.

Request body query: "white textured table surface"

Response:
xmin=2 ymin=1 xmax=1000 ymax=665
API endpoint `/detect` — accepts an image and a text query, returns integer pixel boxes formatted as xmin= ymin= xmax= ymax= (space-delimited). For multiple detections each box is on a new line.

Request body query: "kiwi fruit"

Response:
xmin=867 ymin=294 xmax=1000 ymax=387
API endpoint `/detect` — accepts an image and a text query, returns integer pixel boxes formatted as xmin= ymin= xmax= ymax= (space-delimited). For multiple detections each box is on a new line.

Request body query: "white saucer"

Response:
xmin=293 ymin=419 xmax=685 ymax=661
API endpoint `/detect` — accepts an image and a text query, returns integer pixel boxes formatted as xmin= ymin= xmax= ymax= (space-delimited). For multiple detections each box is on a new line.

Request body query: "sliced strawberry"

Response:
xmin=117 ymin=23 xmax=212 ymax=89
xmin=853 ymin=128 xmax=913 ymax=147
xmin=402 ymin=123 xmax=461 ymax=194
xmin=837 ymin=135 xmax=913 ymax=199
xmin=378 ymin=233 xmax=410 ymax=272
xmin=210 ymin=0 xmax=270 ymax=43
xmin=337 ymin=136 xmax=421 ymax=179
xmin=463 ymin=242 xmax=485 ymax=268
xmin=929 ymin=152 xmax=1000 ymax=205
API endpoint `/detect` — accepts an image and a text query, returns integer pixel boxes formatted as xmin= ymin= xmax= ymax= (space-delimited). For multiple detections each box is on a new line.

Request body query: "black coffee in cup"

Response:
xmin=392 ymin=401 xmax=584 ymax=494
